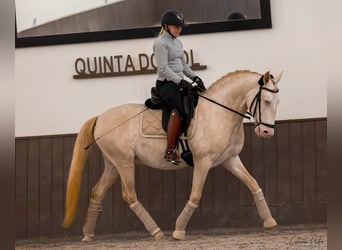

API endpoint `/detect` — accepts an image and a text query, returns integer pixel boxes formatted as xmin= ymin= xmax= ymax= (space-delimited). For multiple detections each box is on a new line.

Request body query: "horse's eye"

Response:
xmin=264 ymin=100 xmax=271 ymax=105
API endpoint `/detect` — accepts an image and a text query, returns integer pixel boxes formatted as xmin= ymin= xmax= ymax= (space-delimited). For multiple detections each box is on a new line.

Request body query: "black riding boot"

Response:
xmin=165 ymin=109 xmax=182 ymax=165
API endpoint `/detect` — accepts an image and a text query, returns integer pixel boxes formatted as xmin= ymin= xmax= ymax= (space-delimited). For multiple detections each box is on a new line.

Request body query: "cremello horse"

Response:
xmin=62 ymin=70 xmax=283 ymax=241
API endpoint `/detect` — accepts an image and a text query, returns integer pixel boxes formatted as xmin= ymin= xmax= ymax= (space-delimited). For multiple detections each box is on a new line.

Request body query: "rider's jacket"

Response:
xmin=153 ymin=31 xmax=196 ymax=84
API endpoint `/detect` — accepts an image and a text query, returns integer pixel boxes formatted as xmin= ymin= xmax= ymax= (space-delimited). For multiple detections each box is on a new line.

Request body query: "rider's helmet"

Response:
xmin=161 ymin=9 xmax=187 ymax=27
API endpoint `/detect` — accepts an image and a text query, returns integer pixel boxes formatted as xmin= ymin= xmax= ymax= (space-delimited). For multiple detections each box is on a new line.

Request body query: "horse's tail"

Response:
xmin=62 ymin=116 xmax=98 ymax=228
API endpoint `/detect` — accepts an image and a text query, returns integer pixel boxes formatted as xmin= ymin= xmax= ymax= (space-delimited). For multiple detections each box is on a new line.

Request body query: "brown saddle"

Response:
xmin=144 ymin=86 xmax=198 ymax=134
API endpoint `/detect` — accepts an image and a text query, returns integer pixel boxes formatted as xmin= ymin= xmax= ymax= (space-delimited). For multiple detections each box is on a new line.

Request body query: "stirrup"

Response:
xmin=164 ymin=148 xmax=182 ymax=165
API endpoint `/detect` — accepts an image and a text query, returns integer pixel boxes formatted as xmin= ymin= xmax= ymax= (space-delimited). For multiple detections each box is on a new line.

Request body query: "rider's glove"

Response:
xmin=192 ymin=76 xmax=206 ymax=92
xmin=179 ymin=79 xmax=193 ymax=91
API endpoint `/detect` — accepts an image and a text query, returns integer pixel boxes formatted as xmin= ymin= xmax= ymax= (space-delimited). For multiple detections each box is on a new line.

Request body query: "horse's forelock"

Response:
xmin=268 ymin=78 xmax=280 ymax=92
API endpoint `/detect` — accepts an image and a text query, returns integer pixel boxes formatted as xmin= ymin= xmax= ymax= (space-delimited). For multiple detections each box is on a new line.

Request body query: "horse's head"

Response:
xmin=247 ymin=71 xmax=283 ymax=138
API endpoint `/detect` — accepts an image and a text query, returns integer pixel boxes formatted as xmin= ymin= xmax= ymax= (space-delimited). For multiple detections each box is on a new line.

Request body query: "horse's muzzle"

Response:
xmin=255 ymin=124 xmax=274 ymax=138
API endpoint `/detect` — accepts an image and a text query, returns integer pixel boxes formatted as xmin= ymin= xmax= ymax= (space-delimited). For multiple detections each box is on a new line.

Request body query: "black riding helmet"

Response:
xmin=161 ymin=9 xmax=187 ymax=27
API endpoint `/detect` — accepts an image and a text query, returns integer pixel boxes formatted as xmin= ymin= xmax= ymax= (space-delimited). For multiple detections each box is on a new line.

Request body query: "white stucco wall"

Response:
xmin=15 ymin=0 xmax=327 ymax=137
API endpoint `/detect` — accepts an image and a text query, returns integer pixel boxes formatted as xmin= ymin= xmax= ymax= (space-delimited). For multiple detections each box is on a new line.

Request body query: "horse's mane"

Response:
xmin=211 ymin=70 xmax=260 ymax=87
xmin=204 ymin=70 xmax=260 ymax=92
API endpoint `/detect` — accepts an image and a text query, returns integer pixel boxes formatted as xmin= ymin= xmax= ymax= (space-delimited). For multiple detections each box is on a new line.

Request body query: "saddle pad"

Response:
xmin=140 ymin=109 xmax=166 ymax=138
xmin=140 ymin=109 xmax=196 ymax=139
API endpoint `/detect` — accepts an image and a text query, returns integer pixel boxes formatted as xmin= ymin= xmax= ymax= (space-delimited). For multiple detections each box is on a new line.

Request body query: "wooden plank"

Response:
xmin=238 ymin=206 xmax=257 ymax=227
xmin=135 ymin=165 xmax=150 ymax=232
xmin=39 ymin=138 xmax=52 ymax=237
xmin=301 ymin=121 xmax=317 ymax=226
xmin=316 ymin=201 xmax=327 ymax=223
xmin=112 ymin=178 xmax=125 ymax=234
xmin=290 ymin=202 xmax=307 ymax=224
xmin=98 ymin=154 xmax=113 ymax=235
xmin=150 ymin=168 xmax=163 ymax=230
xmin=63 ymin=136 xmax=78 ymax=238
xmin=186 ymin=167 xmax=200 ymax=230
xmin=87 ymin=145 xmax=103 ymax=234
xmin=225 ymin=125 xmax=248 ymax=213
xmin=315 ymin=120 xmax=327 ymax=202
xmin=226 ymin=170 xmax=239 ymax=208
xmin=162 ymin=170 xmax=176 ymax=230
xmin=263 ymin=135 xmax=278 ymax=206
xmin=213 ymin=167 xmax=227 ymax=227
xmin=75 ymin=152 xmax=89 ymax=237
xmin=200 ymin=168 xmax=214 ymax=229
xmin=239 ymin=124 xmax=253 ymax=206
xmin=27 ymin=139 xmax=40 ymax=238
xmin=51 ymin=137 xmax=65 ymax=237
xmin=175 ymin=168 xmax=190 ymax=221
xmin=250 ymin=128 xmax=264 ymax=203
xmin=276 ymin=123 xmax=291 ymax=225
xmin=289 ymin=122 xmax=303 ymax=202
xmin=15 ymin=139 xmax=28 ymax=239
xmin=302 ymin=121 xmax=316 ymax=203
xmin=226 ymin=207 xmax=240 ymax=227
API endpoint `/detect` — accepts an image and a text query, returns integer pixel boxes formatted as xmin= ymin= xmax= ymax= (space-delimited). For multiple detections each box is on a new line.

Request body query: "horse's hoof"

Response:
xmin=264 ymin=226 xmax=279 ymax=235
xmin=81 ymin=235 xmax=93 ymax=242
xmin=172 ymin=230 xmax=185 ymax=240
xmin=154 ymin=230 xmax=165 ymax=240
xmin=263 ymin=217 xmax=277 ymax=229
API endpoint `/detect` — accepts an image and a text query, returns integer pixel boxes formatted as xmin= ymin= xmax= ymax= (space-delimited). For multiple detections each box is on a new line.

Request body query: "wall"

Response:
xmin=15 ymin=0 xmax=327 ymax=137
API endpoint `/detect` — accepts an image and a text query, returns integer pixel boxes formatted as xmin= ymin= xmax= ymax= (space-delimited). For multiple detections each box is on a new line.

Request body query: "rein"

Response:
xmin=197 ymin=93 xmax=250 ymax=119
xmin=196 ymin=76 xmax=279 ymax=128
xmin=84 ymin=107 xmax=148 ymax=149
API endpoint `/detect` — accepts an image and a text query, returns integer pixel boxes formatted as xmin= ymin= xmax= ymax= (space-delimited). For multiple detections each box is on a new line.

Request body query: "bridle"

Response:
xmin=197 ymin=75 xmax=279 ymax=129
xmin=246 ymin=76 xmax=279 ymax=128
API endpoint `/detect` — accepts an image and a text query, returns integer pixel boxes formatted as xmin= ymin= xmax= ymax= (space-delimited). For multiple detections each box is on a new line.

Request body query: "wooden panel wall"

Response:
xmin=15 ymin=118 xmax=327 ymax=239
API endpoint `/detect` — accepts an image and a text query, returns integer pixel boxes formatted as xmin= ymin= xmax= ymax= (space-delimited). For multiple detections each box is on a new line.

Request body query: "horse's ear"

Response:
xmin=263 ymin=71 xmax=271 ymax=84
xmin=273 ymin=71 xmax=284 ymax=84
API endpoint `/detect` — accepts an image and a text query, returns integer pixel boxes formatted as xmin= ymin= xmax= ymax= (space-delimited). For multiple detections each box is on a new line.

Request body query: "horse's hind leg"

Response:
xmin=222 ymin=156 xmax=277 ymax=229
xmin=82 ymin=156 xmax=119 ymax=242
xmin=117 ymin=163 xmax=164 ymax=240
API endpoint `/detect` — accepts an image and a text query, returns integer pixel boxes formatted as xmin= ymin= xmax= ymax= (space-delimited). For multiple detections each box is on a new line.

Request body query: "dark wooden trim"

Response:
xmin=15 ymin=117 xmax=327 ymax=140
xmin=15 ymin=118 xmax=327 ymax=239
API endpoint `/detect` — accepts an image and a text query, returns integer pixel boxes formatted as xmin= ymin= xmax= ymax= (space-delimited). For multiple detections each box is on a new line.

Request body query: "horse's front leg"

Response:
xmin=222 ymin=156 xmax=277 ymax=229
xmin=173 ymin=162 xmax=210 ymax=240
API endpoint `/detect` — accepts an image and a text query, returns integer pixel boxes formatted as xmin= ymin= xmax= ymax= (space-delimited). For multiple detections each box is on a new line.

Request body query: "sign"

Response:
xmin=73 ymin=49 xmax=207 ymax=79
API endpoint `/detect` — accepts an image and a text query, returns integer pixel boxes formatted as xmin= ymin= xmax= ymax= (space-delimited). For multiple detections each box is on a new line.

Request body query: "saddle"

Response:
xmin=145 ymin=86 xmax=198 ymax=132
xmin=144 ymin=86 xmax=198 ymax=166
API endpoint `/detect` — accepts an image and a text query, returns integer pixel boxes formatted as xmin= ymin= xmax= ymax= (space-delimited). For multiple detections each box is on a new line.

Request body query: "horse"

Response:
xmin=62 ymin=70 xmax=283 ymax=242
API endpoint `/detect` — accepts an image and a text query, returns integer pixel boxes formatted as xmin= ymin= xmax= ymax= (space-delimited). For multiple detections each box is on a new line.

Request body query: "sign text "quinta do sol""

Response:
xmin=73 ymin=49 xmax=207 ymax=79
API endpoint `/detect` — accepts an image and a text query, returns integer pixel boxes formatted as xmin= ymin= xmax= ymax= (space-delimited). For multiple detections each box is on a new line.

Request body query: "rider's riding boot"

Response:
xmin=165 ymin=109 xmax=182 ymax=165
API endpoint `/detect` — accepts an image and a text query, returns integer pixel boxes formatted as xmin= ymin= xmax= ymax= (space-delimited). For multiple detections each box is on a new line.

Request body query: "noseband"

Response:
xmin=197 ymin=75 xmax=279 ymax=128
xmin=246 ymin=77 xmax=279 ymax=129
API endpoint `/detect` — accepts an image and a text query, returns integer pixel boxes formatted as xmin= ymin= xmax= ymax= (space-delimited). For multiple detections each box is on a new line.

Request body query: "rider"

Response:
xmin=153 ymin=9 xmax=206 ymax=165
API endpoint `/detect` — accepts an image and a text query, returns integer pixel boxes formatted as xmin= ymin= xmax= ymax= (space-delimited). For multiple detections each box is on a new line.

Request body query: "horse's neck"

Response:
xmin=205 ymin=72 xmax=259 ymax=117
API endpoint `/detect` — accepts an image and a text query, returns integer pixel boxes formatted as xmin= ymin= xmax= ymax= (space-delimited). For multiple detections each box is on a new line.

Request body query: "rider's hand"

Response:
xmin=179 ymin=79 xmax=193 ymax=91
xmin=193 ymin=76 xmax=206 ymax=92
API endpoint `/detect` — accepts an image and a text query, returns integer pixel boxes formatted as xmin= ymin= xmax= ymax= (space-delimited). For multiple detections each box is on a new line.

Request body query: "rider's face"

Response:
xmin=167 ymin=25 xmax=182 ymax=37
